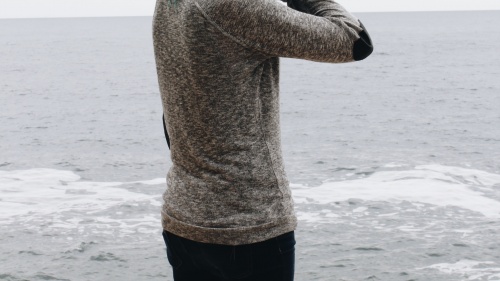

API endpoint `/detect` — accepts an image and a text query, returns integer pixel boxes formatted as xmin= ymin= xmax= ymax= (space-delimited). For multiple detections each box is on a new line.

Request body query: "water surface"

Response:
xmin=1 ymin=10 xmax=500 ymax=281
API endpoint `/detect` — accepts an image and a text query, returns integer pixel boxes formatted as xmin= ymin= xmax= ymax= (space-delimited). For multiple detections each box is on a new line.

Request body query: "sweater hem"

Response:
xmin=161 ymin=211 xmax=298 ymax=245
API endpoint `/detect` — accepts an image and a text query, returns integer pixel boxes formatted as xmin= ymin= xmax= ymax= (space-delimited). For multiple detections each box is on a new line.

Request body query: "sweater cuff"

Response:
xmin=353 ymin=20 xmax=374 ymax=61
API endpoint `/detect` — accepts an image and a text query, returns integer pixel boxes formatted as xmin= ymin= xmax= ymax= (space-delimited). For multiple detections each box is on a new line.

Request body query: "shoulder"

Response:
xmin=195 ymin=0 xmax=286 ymax=20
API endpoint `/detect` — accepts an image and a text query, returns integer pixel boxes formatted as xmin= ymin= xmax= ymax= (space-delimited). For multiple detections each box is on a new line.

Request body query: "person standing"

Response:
xmin=152 ymin=0 xmax=373 ymax=279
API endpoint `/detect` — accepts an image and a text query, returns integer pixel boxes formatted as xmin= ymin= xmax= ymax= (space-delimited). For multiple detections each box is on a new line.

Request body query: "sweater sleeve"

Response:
xmin=194 ymin=0 xmax=373 ymax=63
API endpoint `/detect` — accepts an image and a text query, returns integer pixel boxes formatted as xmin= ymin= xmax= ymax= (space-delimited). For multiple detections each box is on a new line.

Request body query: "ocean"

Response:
xmin=1 ymin=10 xmax=500 ymax=281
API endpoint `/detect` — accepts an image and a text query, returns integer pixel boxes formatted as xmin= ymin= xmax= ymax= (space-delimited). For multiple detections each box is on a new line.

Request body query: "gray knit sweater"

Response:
xmin=152 ymin=0 xmax=373 ymax=245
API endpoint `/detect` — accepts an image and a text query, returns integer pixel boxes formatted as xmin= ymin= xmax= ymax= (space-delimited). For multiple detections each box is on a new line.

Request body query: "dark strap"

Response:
xmin=162 ymin=114 xmax=171 ymax=149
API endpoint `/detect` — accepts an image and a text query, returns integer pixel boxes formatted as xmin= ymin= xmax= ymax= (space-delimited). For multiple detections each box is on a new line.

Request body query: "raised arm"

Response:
xmin=194 ymin=0 xmax=373 ymax=63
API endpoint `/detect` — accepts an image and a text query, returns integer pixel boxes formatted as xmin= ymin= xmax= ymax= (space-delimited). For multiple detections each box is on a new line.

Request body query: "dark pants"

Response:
xmin=162 ymin=230 xmax=295 ymax=281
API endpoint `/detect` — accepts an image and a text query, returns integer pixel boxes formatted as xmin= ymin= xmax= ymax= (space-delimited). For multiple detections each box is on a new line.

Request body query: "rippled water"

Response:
xmin=1 ymin=10 xmax=500 ymax=281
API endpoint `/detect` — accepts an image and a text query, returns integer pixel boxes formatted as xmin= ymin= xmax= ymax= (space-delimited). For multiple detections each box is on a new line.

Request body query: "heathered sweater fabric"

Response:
xmin=152 ymin=0 xmax=373 ymax=245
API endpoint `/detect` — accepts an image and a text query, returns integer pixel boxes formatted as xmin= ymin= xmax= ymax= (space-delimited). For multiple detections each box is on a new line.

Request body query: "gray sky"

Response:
xmin=1 ymin=0 xmax=499 ymax=18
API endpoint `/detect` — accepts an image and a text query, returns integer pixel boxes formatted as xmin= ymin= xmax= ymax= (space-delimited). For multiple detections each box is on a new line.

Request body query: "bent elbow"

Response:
xmin=352 ymin=20 xmax=374 ymax=61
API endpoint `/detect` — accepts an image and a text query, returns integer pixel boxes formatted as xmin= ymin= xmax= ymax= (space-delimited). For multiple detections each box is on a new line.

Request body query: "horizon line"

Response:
xmin=1 ymin=8 xmax=499 ymax=20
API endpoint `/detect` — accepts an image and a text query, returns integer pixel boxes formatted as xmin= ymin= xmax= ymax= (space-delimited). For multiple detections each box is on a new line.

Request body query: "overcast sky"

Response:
xmin=1 ymin=0 xmax=499 ymax=19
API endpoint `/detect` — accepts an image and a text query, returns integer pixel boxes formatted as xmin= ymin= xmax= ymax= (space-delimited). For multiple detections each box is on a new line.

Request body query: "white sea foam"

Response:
xmin=0 ymin=168 xmax=163 ymax=228
xmin=292 ymin=164 xmax=500 ymax=218
xmin=417 ymin=260 xmax=500 ymax=280
xmin=1 ymin=164 xmax=499 ymax=234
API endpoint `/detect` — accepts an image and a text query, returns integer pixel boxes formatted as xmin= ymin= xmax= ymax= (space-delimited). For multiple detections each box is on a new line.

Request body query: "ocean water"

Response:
xmin=1 ymin=10 xmax=500 ymax=281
